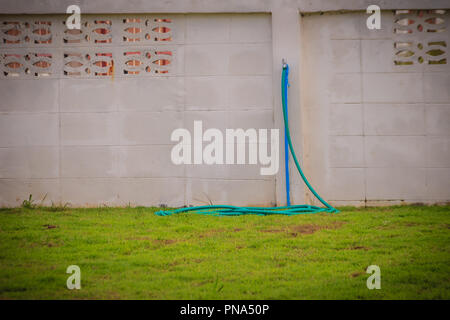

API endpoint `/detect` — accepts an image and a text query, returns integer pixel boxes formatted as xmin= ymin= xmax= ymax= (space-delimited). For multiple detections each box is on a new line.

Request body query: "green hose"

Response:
xmin=156 ymin=204 xmax=336 ymax=216
xmin=280 ymin=65 xmax=337 ymax=213
xmin=155 ymin=64 xmax=338 ymax=216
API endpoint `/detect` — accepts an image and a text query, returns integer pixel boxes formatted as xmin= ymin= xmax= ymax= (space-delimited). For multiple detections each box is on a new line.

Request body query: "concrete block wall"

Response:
xmin=0 ymin=13 xmax=275 ymax=207
xmin=0 ymin=2 xmax=449 ymax=208
xmin=301 ymin=10 xmax=450 ymax=206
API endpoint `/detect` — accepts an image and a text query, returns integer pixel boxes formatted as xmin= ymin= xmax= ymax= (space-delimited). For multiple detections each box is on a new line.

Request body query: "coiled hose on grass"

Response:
xmin=156 ymin=62 xmax=338 ymax=216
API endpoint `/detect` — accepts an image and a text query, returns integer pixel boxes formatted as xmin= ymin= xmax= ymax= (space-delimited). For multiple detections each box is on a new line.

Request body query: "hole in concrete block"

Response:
xmin=394 ymin=28 xmax=413 ymax=34
xmin=428 ymin=58 xmax=447 ymax=64
xmin=426 ymin=49 xmax=445 ymax=56
xmin=395 ymin=18 xmax=415 ymax=26
xmin=429 ymin=41 xmax=447 ymax=47
xmin=425 ymin=17 xmax=445 ymax=25
xmin=152 ymin=59 xmax=171 ymax=66
xmin=396 ymin=50 xmax=414 ymax=57
xmin=426 ymin=27 xmax=446 ymax=33
xmin=394 ymin=60 xmax=413 ymax=65
xmin=152 ymin=26 xmax=171 ymax=33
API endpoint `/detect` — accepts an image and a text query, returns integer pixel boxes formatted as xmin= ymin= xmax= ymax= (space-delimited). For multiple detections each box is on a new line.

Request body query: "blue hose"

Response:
xmin=283 ymin=64 xmax=291 ymax=206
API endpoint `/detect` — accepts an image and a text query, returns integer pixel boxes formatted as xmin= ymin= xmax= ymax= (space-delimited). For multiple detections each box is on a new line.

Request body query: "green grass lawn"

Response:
xmin=0 ymin=205 xmax=449 ymax=299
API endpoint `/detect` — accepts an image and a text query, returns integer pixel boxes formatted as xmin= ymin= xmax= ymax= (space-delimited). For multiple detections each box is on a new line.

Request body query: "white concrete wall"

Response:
xmin=301 ymin=10 xmax=450 ymax=206
xmin=0 ymin=13 xmax=275 ymax=207
xmin=0 ymin=4 xmax=449 ymax=208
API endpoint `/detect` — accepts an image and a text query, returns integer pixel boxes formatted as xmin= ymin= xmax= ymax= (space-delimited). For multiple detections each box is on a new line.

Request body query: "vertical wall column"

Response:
xmin=271 ymin=8 xmax=305 ymax=205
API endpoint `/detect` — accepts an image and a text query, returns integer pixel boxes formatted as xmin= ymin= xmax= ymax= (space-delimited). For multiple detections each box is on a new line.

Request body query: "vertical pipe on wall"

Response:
xmin=271 ymin=7 xmax=304 ymax=205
